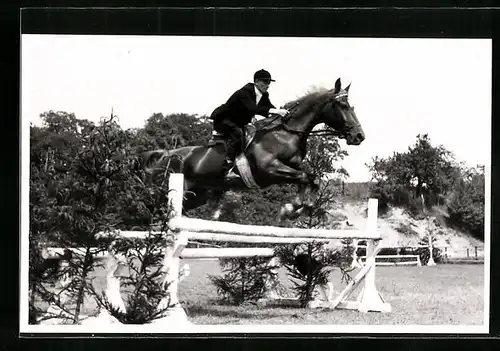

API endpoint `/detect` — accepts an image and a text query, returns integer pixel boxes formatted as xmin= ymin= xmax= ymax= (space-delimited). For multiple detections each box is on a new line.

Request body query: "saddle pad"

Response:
xmin=235 ymin=154 xmax=260 ymax=189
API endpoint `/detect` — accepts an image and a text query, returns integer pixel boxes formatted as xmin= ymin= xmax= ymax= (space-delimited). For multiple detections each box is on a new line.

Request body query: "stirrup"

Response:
xmin=225 ymin=168 xmax=239 ymax=179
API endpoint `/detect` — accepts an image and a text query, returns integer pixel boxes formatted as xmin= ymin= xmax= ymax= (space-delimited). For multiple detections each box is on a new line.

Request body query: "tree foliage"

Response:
xmin=446 ymin=165 xmax=485 ymax=240
xmin=208 ymin=256 xmax=280 ymax=305
xmin=366 ymin=133 xmax=485 ymax=240
xmin=367 ymin=134 xmax=458 ymax=214
xmin=303 ymin=134 xmax=349 ymax=180
xmin=29 ymin=110 xmax=188 ymax=324
xmin=132 ymin=113 xmax=212 ymax=153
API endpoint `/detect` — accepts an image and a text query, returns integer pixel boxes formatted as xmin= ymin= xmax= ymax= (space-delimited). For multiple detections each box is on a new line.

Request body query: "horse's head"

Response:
xmin=319 ymin=78 xmax=365 ymax=145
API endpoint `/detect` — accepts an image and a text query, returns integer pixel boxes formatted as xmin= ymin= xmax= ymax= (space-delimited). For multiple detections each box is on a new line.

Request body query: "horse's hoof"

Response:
xmin=278 ymin=203 xmax=294 ymax=221
xmin=277 ymin=208 xmax=287 ymax=222
xmin=212 ymin=209 xmax=222 ymax=220
xmin=224 ymin=169 xmax=240 ymax=181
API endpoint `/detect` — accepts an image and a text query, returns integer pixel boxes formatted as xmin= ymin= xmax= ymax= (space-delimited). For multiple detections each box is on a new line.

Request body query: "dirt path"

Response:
xmin=329 ymin=200 xmax=484 ymax=258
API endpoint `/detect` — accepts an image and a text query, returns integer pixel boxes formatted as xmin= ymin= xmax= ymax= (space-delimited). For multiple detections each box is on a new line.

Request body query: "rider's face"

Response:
xmin=255 ymin=79 xmax=271 ymax=93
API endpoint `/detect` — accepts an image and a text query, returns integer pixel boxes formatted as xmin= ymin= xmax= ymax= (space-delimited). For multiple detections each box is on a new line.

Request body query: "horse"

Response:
xmin=139 ymin=78 xmax=365 ymax=220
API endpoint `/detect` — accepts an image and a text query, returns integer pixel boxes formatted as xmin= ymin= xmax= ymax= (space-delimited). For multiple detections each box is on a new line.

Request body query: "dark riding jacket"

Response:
xmin=210 ymin=83 xmax=276 ymax=127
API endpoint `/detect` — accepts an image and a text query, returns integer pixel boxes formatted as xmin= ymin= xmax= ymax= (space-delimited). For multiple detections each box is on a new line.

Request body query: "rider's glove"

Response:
xmin=269 ymin=108 xmax=290 ymax=117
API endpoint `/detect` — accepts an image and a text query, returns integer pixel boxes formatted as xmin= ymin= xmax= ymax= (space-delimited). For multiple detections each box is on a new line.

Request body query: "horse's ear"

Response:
xmin=345 ymin=83 xmax=351 ymax=92
xmin=334 ymin=78 xmax=341 ymax=93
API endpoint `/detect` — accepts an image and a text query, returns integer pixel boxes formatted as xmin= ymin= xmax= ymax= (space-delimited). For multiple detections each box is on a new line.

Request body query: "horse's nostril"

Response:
xmin=357 ymin=133 xmax=364 ymax=140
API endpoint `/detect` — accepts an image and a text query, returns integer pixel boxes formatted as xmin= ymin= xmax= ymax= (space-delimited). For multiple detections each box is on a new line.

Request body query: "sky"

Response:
xmin=21 ymin=35 xmax=492 ymax=182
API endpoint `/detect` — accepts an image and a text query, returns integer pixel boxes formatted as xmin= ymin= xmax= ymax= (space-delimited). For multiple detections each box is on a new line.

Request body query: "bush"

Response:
xmin=342 ymin=181 xmax=370 ymax=200
xmin=95 ymin=233 xmax=174 ymax=324
xmin=446 ymin=168 xmax=485 ymax=240
xmin=275 ymin=242 xmax=352 ymax=308
xmin=415 ymin=246 xmax=443 ymax=265
xmin=394 ymin=223 xmax=420 ymax=236
xmin=208 ymin=256 xmax=280 ymax=305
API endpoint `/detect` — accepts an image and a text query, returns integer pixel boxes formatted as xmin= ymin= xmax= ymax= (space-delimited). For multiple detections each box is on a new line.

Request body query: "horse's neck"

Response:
xmin=285 ymin=109 xmax=320 ymax=137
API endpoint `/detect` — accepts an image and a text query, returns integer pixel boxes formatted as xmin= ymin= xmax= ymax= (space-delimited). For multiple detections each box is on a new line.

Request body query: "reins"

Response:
xmin=254 ymin=100 xmax=342 ymax=137
xmin=247 ymin=91 xmax=349 ymax=138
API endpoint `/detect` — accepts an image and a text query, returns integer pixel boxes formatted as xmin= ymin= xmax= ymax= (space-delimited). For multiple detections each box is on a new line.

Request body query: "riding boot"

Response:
xmin=225 ymin=140 xmax=239 ymax=166
xmin=223 ymin=140 xmax=241 ymax=179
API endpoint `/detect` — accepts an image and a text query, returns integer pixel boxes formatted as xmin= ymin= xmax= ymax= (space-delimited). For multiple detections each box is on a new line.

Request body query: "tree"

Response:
xmin=407 ymin=134 xmax=457 ymax=200
xmin=30 ymin=111 xmax=177 ymax=324
xmin=367 ymin=134 xmax=458 ymax=215
xmin=446 ymin=165 xmax=485 ymax=240
xmin=132 ymin=113 xmax=212 ymax=153
xmin=302 ymin=134 xmax=349 ymax=180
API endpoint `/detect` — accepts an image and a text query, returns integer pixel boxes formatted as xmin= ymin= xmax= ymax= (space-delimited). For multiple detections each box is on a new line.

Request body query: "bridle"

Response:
xmin=281 ymin=91 xmax=352 ymax=138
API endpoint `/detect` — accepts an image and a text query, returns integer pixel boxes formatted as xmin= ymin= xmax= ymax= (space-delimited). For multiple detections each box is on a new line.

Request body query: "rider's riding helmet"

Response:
xmin=254 ymin=69 xmax=276 ymax=82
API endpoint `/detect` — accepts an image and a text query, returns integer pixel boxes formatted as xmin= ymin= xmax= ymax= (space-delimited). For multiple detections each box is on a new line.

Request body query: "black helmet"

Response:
xmin=254 ymin=69 xmax=275 ymax=82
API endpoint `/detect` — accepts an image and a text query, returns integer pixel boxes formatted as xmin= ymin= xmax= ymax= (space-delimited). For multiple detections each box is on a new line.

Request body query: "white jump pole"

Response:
xmin=169 ymin=217 xmax=381 ymax=239
xmin=150 ymin=173 xmax=189 ymax=325
xmin=96 ymin=231 xmax=334 ymax=244
xmin=357 ymin=199 xmax=391 ymax=313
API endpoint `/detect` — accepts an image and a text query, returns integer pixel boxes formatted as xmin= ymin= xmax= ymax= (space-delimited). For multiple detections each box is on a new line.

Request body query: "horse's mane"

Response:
xmin=253 ymin=87 xmax=332 ymax=131
xmin=283 ymin=87 xmax=331 ymax=110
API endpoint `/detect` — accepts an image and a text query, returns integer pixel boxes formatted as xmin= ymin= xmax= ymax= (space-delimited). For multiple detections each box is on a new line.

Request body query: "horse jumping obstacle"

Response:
xmin=350 ymin=241 xmax=436 ymax=268
xmin=358 ymin=254 xmax=422 ymax=267
xmin=143 ymin=173 xmax=391 ymax=323
xmin=41 ymin=173 xmax=392 ymax=325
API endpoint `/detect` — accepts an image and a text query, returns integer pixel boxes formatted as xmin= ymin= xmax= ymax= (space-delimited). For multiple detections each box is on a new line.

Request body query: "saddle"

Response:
xmin=207 ymin=124 xmax=259 ymax=188
xmin=207 ymin=116 xmax=284 ymax=188
xmin=207 ymin=115 xmax=282 ymax=148
xmin=207 ymin=124 xmax=256 ymax=149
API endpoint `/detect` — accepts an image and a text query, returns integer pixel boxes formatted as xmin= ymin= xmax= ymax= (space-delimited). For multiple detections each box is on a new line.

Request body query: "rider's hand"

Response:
xmin=269 ymin=108 xmax=289 ymax=117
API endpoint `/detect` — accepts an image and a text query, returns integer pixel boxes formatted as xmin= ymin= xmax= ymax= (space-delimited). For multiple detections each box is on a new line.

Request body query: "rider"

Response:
xmin=210 ymin=69 xmax=289 ymax=169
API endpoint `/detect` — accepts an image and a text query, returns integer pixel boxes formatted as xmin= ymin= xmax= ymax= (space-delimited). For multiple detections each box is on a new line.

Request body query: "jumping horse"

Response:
xmin=140 ymin=78 xmax=365 ymax=220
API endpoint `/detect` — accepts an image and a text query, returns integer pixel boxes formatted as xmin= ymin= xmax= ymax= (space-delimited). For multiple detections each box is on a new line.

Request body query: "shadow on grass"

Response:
xmin=184 ymin=300 xmax=307 ymax=320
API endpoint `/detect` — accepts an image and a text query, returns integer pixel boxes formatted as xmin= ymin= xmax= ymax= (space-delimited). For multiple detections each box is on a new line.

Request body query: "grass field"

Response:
xmin=61 ymin=260 xmax=485 ymax=326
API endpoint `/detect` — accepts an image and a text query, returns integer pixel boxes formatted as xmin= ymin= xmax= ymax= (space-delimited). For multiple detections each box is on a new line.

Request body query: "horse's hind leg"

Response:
xmin=263 ymin=159 xmax=318 ymax=221
xmin=302 ymin=175 xmax=320 ymax=208
xmin=279 ymin=184 xmax=307 ymax=219
xmin=279 ymin=181 xmax=318 ymax=221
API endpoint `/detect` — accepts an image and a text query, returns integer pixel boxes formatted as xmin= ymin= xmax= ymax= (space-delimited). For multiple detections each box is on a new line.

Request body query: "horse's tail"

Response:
xmin=138 ymin=149 xmax=167 ymax=173
xmin=139 ymin=148 xmax=187 ymax=177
